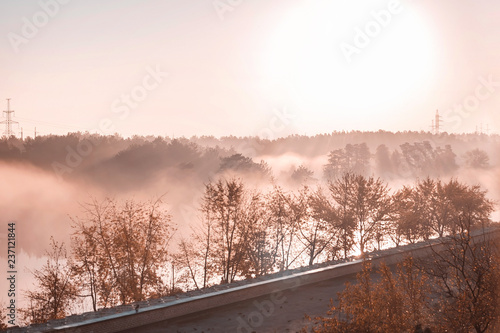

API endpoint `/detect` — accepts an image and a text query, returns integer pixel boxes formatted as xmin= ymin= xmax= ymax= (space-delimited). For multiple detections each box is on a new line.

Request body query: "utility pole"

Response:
xmin=434 ymin=110 xmax=442 ymax=135
xmin=1 ymin=99 xmax=19 ymax=138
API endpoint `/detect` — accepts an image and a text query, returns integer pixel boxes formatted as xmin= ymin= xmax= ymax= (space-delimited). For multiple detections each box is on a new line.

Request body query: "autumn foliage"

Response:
xmin=305 ymin=229 xmax=500 ymax=333
xmin=19 ymin=174 xmax=498 ymax=329
xmin=306 ymin=258 xmax=430 ymax=333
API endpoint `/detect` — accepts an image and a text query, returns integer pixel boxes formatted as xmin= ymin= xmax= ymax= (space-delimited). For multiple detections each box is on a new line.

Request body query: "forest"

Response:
xmin=0 ymin=131 xmax=498 ymax=185
xmin=0 ymin=131 xmax=499 ymax=330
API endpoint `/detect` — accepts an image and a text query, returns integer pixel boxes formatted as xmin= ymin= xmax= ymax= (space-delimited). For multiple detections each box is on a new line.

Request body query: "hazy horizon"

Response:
xmin=1 ymin=0 xmax=499 ymax=138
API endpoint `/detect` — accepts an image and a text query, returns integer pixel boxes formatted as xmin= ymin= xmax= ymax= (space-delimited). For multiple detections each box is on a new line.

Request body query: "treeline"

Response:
xmin=0 ymin=134 xmax=495 ymax=188
xmin=19 ymin=174 xmax=495 ymax=325
xmin=174 ymin=174 xmax=493 ymax=288
xmin=322 ymin=141 xmax=493 ymax=181
xmin=190 ymin=130 xmax=499 ymax=159
xmin=0 ymin=134 xmax=271 ymax=188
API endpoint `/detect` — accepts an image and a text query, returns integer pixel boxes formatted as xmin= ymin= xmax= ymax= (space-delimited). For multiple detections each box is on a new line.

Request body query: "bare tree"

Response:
xmin=226 ymin=189 xmax=273 ymax=278
xmin=201 ymin=178 xmax=256 ymax=283
xmin=264 ymin=186 xmax=294 ymax=271
xmin=72 ymin=226 xmax=101 ymax=311
xmin=22 ymin=238 xmax=77 ymax=324
xmin=265 ymin=186 xmax=306 ymax=271
xmin=302 ymin=187 xmax=340 ymax=265
xmin=173 ymin=238 xmax=203 ymax=290
xmin=423 ymin=223 xmax=498 ymax=332
xmin=328 ymin=176 xmax=356 ymax=258
xmin=176 ymin=181 xmax=271 ymax=289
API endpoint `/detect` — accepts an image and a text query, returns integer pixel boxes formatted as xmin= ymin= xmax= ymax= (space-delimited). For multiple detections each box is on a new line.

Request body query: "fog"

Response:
xmin=0 ymin=162 xmax=87 ymax=254
xmin=0 ymin=132 xmax=499 ymax=313
xmin=1 ymin=132 xmax=499 ymax=257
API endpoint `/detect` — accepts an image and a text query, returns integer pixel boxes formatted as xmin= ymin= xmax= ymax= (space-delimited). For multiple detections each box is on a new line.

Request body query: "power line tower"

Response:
xmin=1 ymin=99 xmax=19 ymax=138
xmin=434 ymin=110 xmax=442 ymax=135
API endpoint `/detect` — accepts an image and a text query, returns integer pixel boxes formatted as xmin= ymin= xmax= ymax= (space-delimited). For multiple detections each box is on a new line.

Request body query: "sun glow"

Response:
xmin=262 ymin=1 xmax=437 ymax=125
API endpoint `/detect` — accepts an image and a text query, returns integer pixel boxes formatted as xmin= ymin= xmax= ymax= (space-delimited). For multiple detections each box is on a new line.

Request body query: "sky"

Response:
xmin=0 ymin=0 xmax=499 ymax=138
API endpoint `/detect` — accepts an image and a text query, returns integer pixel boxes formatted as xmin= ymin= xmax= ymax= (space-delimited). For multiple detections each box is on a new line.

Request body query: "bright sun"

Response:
xmin=262 ymin=1 xmax=437 ymax=127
